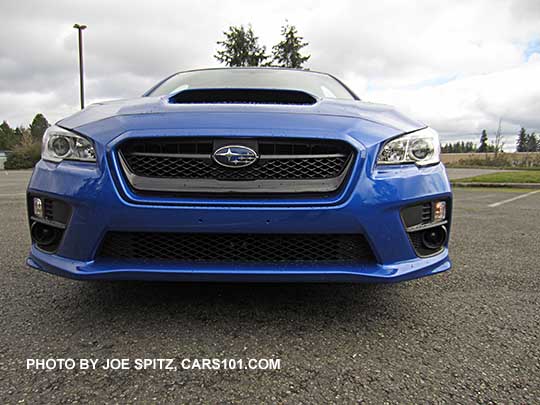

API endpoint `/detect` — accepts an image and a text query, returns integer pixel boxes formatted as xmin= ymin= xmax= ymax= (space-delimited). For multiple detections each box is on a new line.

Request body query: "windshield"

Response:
xmin=146 ymin=68 xmax=356 ymax=100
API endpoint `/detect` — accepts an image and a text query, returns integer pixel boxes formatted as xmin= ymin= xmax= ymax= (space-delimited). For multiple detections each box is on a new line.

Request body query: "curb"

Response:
xmin=451 ymin=182 xmax=540 ymax=189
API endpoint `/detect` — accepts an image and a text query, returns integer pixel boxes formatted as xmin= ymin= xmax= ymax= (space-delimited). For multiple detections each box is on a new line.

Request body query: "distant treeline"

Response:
xmin=442 ymin=127 xmax=538 ymax=154
xmin=441 ymin=141 xmax=479 ymax=153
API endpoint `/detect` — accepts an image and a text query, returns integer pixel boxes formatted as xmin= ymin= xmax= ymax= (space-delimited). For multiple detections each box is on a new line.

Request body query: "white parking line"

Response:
xmin=488 ymin=190 xmax=540 ymax=208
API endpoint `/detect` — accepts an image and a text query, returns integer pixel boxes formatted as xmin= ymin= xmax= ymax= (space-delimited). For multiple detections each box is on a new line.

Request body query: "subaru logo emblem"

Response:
xmin=213 ymin=145 xmax=258 ymax=168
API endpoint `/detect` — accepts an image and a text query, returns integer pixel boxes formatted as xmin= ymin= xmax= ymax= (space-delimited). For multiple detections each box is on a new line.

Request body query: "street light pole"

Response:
xmin=73 ymin=24 xmax=87 ymax=109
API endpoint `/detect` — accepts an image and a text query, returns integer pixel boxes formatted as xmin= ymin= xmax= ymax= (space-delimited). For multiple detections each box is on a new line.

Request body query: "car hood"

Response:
xmin=59 ymin=96 xmax=425 ymax=135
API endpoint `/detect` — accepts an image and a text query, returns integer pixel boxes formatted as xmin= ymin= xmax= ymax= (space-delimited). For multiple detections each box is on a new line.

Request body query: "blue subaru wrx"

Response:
xmin=26 ymin=68 xmax=451 ymax=283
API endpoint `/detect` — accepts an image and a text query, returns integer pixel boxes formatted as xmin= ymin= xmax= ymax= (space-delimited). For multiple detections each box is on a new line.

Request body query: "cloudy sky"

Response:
xmin=1 ymin=0 xmax=539 ymax=148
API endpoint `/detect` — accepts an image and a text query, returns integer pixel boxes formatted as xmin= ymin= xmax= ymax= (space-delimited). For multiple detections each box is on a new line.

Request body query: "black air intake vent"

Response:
xmin=168 ymin=88 xmax=317 ymax=105
xmin=98 ymin=232 xmax=375 ymax=264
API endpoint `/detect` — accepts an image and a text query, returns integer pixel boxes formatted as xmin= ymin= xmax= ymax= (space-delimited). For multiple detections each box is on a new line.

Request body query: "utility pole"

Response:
xmin=73 ymin=24 xmax=87 ymax=109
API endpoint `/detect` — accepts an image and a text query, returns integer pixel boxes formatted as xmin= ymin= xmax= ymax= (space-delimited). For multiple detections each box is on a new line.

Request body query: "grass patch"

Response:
xmin=457 ymin=171 xmax=540 ymax=183
xmin=452 ymin=187 xmax=535 ymax=193
xmin=446 ymin=164 xmax=540 ymax=171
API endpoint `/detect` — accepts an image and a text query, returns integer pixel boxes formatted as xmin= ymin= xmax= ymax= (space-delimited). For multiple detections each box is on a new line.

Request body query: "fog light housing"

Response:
xmin=434 ymin=201 xmax=446 ymax=222
xmin=31 ymin=222 xmax=60 ymax=247
xmin=421 ymin=226 xmax=448 ymax=250
xmin=33 ymin=197 xmax=43 ymax=218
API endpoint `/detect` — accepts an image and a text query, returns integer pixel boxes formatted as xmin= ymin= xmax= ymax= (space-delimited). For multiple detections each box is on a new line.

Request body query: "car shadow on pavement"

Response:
xmin=71 ymin=280 xmax=407 ymax=329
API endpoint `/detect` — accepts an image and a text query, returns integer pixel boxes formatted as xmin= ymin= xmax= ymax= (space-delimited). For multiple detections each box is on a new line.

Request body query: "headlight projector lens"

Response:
xmin=410 ymin=139 xmax=432 ymax=160
xmin=51 ymin=137 xmax=71 ymax=157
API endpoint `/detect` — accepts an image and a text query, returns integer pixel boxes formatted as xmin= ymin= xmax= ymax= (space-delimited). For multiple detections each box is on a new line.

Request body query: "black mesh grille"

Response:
xmin=98 ymin=232 xmax=375 ymax=264
xmin=124 ymin=155 xmax=348 ymax=180
xmin=409 ymin=231 xmax=424 ymax=252
xmin=120 ymin=138 xmax=353 ymax=181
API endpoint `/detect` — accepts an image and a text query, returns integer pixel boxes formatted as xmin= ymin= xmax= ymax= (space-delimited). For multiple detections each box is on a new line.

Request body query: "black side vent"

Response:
xmin=402 ymin=202 xmax=433 ymax=228
xmin=421 ymin=203 xmax=432 ymax=223
xmin=168 ymin=89 xmax=317 ymax=105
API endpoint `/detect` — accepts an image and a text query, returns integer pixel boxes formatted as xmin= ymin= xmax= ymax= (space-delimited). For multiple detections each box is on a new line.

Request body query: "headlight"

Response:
xmin=377 ymin=127 xmax=440 ymax=166
xmin=42 ymin=125 xmax=96 ymax=163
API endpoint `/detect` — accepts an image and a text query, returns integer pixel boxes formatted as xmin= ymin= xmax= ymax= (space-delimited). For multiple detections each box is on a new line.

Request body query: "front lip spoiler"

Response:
xmin=27 ymin=247 xmax=451 ymax=284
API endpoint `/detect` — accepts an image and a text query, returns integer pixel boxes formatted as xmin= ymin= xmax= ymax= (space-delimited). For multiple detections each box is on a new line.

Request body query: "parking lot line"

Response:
xmin=488 ymin=190 xmax=540 ymax=208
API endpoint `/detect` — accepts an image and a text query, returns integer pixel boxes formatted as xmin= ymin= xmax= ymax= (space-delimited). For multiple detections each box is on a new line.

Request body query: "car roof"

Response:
xmin=172 ymin=66 xmax=329 ymax=74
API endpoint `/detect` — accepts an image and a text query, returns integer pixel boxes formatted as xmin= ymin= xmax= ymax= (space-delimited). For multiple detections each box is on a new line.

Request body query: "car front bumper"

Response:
xmin=27 ymin=156 xmax=452 ymax=283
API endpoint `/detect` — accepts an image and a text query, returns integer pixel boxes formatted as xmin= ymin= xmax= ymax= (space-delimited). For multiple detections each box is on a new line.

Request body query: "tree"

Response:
xmin=493 ymin=118 xmax=504 ymax=156
xmin=526 ymin=133 xmax=538 ymax=152
xmin=0 ymin=120 xmax=15 ymax=150
xmin=478 ymin=129 xmax=489 ymax=153
xmin=29 ymin=113 xmax=49 ymax=141
xmin=215 ymin=25 xmax=268 ymax=67
xmin=270 ymin=23 xmax=310 ymax=68
xmin=516 ymin=128 xmax=528 ymax=152
xmin=3 ymin=127 xmax=41 ymax=170
xmin=13 ymin=127 xmax=24 ymax=146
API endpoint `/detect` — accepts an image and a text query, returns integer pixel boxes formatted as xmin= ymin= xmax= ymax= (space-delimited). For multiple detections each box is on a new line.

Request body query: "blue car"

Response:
xmin=27 ymin=68 xmax=451 ymax=283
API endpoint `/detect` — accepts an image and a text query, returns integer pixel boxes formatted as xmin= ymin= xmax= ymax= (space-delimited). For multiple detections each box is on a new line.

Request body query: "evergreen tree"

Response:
xmin=0 ymin=124 xmax=5 ymax=150
xmin=516 ymin=128 xmax=527 ymax=152
xmin=29 ymin=113 xmax=49 ymax=141
xmin=0 ymin=128 xmax=5 ymax=151
xmin=0 ymin=121 xmax=14 ymax=150
xmin=478 ymin=130 xmax=489 ymax=153
xmin=526 ymin=133 xmax=538 ymax=152
xmin=215 ymin=25 xmax=268 ymax=67
xmin=270 ymin=23 xmax=310 ymax=68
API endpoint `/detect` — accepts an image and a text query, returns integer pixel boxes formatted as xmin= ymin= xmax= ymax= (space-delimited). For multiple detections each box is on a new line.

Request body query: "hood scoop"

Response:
xmin=168 ymin=88 xmax=317 ymax=105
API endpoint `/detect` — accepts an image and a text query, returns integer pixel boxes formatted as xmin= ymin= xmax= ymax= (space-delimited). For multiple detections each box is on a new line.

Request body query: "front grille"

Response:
xmin=121 ymin=138 xmax=352 ymax=180
xmin=117 ymin=138 xmax=355 ymax=195
xmin=98 ymin=232 xmax=375 ymax=264
xmin=124 ymin=154 xmax=348 ymax=180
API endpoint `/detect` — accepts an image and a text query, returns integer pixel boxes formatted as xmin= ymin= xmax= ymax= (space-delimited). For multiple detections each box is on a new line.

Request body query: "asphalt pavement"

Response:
xmin=1 ymin=170 xmax=539 ymax=403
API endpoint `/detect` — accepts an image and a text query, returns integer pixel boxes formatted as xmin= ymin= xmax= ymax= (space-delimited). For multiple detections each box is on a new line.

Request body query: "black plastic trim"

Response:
xmin=30 ymin=216 xmax=67 ymax=230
